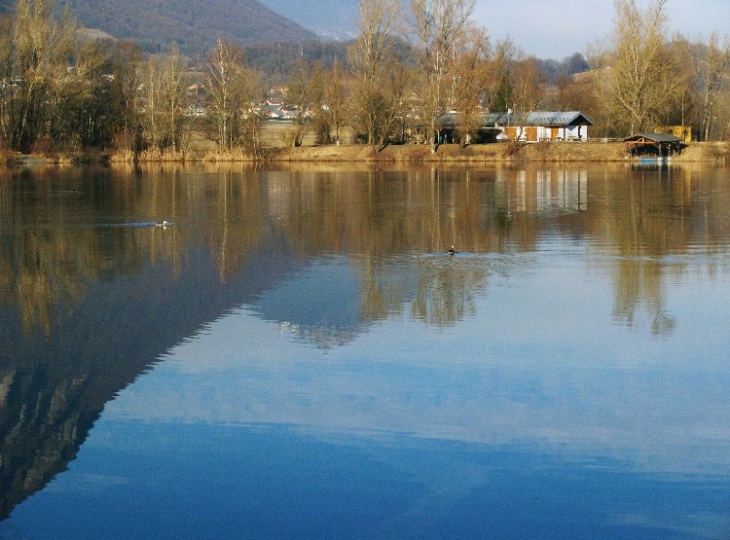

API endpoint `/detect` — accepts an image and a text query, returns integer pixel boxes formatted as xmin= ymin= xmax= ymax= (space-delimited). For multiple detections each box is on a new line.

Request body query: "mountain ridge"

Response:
xmin=0 ymin=0 xmax=318 ymax=55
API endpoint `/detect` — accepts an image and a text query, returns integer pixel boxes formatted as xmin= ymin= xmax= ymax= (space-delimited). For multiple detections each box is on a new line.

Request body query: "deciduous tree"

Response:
xmin=8 ymin=0 xmax=77 ymax=152
xmin=409 ymin=0 xmax=476 ymax=151
xmin=141 ymin=44 xmax=187 ymax=152
xmin=450 ymin=25 xmax=491 ymax=143
xmin=603 ymin=0 xmax=676 ymax=134
xmin=207 ymin=38 xmax=259 ymax=150
xmin=690 ymin=34 xmax=730 ymax=141
xmin=349 ymin=0 xmax=401 ymax=145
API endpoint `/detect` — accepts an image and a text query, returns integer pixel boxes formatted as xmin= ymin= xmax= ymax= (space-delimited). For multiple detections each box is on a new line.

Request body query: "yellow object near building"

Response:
xmin=656 ymin=126 xmax=692 ymax=143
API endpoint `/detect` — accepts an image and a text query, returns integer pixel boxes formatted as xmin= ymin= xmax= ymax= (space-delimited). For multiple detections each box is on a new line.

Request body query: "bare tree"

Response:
xmin=208 ymin=38 xmax=237 ymax=149
xmin=141 ymin=45 xmax=187 ymax=153
xmin=690 ymin=34 xmax=730 ymax=141
xmin=325 ymin=59 xmax=346 ymax=144
xmin=409 ymin=0 xmax=476 ymax=151
xmin=511 ymin=57 xmax=545 ymax=113
xmin=207 ymin=38 xmax=260 ymax=150
xmin=604 ymin=0 xmax=676 ymax=134
xmin=349 ymin=0 xmax=401 ymax=145
xmin=7 ymin=0 xmax=77 ymax=152
xmin=0 ymin=16 xmax=13 ymax=148
xmin=286 ymin=59 xmax=316 ymax=147
xmin=106 ymin=41 xmax=144 ymax=150
xmin=141 ymin=56 xmax=161 ymax=149
xmin=159 ymin=44 xmax=187 ymax=153
xmin=482 ymin=37 xmax=517 ymax=112
xmin=307 ymin=61 xmax=349 ymax=145
xmin=450 ymin=25 xmax=491 ymax=144
xmin=375 ymin=56 xmax=414 ymax=145
xmin=48 ymin=38 xmax=113 ymax=150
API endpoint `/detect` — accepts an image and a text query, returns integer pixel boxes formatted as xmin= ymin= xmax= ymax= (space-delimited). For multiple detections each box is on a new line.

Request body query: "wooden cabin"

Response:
xmin=500 ymin=111 xmax=593 ymax=141
xmin=439 ymin=111 xmax=594 ymax=143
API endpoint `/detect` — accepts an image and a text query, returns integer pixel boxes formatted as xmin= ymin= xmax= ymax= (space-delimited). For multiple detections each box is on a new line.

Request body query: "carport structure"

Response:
xmin=624 ymin=133 xmax=685 ymax=157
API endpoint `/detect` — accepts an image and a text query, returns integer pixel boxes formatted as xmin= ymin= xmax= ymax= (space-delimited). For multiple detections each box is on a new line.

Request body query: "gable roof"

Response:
xmin=624 ymin=133 xmax=682 ymax=143
xmin=440 ymin=111 xmax=594 ymax=129
xmin=514 ymin=111 xmax=594 ymax=127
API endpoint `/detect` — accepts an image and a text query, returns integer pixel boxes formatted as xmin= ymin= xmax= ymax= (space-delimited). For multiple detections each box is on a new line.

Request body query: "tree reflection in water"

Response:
xmin=0 ymin=162 xmax=729 ymax=522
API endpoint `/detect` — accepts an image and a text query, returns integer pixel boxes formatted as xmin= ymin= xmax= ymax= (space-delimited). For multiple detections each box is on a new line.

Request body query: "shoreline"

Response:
xmin=2 ymin=140 xmax=728 ymax=168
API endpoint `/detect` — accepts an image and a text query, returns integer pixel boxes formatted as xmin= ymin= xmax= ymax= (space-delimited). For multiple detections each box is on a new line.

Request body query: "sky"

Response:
xmin=472 ymin=0 xmax=730 ymax=59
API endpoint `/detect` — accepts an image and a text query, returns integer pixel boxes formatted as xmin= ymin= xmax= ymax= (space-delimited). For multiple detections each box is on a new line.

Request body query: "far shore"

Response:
xmin=2 ymin=140 xmax=729 ymax=168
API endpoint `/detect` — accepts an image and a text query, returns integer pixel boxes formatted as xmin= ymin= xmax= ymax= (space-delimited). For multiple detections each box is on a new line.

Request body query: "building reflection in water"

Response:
xmin=0 ymin=162 xmax=728 ymax=521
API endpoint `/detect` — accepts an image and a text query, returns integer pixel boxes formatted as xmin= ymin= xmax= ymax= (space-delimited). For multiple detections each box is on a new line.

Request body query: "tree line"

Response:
xmin=1 ymin=0 xmax=729 ymax=156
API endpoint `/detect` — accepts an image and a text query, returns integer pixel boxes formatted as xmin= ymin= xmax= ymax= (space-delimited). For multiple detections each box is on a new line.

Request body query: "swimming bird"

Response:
xmin=448 ymin=245 xmax=456 ymax=255
xmin=155 ymin=220 xmax=172 ymax=228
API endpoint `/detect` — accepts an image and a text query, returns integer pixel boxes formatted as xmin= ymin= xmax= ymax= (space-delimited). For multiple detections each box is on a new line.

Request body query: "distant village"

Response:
xmin=183 ymin=80 xmax=689 ymax=161
xmin=182 ymin=80 xmax=597 ymax=145
xmin=0 ymin=0 xmax=717 ymax=160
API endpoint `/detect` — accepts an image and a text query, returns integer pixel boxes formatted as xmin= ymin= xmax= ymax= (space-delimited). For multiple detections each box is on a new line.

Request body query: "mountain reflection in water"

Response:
xmin=0 ymin=163 xmax=729 ymax=538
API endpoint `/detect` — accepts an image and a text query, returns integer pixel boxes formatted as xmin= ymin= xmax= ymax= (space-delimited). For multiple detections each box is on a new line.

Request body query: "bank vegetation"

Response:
xmin=2 ymin=0 xmax=730 ymax=165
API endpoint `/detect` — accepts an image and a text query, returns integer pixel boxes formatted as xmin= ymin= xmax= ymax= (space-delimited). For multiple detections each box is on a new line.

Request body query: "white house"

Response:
xmin=439 ymin=111 xmax=594 ymax=143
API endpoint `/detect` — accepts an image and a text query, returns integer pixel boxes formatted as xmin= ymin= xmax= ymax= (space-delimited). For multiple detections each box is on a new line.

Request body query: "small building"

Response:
xmin=439 ymin=111 xmax=594 ymax=143
xmin=623 ymin=133 xmax=685 ymax=157
xmin=501 ymin=111 xmax=594 ymax=141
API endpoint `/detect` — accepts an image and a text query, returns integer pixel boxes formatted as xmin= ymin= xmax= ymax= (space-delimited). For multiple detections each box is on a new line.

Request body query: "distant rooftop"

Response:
xmin=440 ymin=111 xmax=594 ymax=128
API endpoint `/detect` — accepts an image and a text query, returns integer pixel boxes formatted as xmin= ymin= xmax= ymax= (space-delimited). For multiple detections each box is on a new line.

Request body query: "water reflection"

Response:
xmin=2 ymin=163 xmax=729 ymax=337
xmin=1 ymin=163 xmax=730 ymax=535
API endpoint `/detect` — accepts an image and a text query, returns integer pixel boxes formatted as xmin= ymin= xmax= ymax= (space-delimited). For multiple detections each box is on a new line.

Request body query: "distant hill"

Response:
xmin=259 ymin=0 xmax=358 ymax=41
xmin=243 ymin=40 xmax=352 ymax=84
xmin=0 ymin=0 xmax=317 ymax=55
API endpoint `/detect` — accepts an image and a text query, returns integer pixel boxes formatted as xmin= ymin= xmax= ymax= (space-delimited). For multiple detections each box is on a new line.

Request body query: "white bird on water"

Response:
xmin=156 ymin=220 xmax=172 ymax=228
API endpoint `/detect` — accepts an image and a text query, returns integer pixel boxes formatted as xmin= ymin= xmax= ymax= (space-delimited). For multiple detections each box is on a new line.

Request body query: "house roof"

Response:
xmin=440 ymin=111 xmax=594 ymax=129
xmin=624 ymin=133 xmax=682 ymax=143
xmin=515 ymin=111 xmax=594 ymax=127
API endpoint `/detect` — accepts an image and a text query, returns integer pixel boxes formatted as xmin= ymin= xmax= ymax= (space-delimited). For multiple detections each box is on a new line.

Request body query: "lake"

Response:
xmin=0 ymin=161 xmax=729 ymax=539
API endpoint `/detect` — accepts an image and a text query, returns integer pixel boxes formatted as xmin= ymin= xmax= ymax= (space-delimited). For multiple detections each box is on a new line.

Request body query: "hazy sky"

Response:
xmin=473 ymin=0 xmax=730 ymax=59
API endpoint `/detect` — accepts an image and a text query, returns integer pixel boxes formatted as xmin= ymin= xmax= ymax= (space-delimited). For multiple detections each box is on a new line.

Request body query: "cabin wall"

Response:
xmin=505 ymin=125 xmax=590 ymax=141
xmin=564 ymin=126 xmax=588 ymax=139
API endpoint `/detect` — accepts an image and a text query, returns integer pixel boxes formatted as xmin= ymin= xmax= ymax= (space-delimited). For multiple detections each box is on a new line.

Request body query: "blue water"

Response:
xmin=1 ymin=164 xmax=730 ymax=539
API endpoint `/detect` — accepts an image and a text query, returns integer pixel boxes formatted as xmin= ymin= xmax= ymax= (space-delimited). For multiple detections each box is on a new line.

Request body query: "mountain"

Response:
xmin=258 ymin=0 xmax=358 ymax=41
xmin=0 ymin=0 xmax=318 ymax=55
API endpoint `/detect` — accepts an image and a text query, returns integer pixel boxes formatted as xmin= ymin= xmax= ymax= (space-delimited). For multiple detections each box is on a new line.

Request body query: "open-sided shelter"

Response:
xmin=623 ymin=133 xmax=685 ymax=157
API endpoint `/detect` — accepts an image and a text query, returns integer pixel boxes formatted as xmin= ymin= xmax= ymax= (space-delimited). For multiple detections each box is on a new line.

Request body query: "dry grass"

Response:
xmin=3 ymin=133 xmax=727 ymax=168
xmin=79 ymin=141 xmax=730 ymax=164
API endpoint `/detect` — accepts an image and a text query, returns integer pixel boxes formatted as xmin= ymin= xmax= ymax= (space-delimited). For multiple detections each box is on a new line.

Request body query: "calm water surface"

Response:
xmin=0 ymin=162 xmax=729 ymax=539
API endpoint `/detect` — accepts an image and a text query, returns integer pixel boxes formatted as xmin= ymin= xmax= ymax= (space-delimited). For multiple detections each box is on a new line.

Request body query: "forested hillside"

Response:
xmin=244 ymin=40 xmax=351 ymax=84
xmin=0 ymin=0 xmax=317 ymax=54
